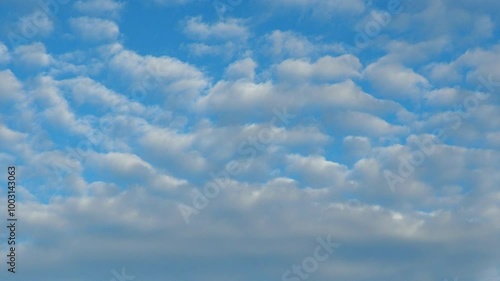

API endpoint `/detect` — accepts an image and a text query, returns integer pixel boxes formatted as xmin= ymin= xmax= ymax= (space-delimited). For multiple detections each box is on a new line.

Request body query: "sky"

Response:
xmin=0 ymin=0 xmax=499 ymax=280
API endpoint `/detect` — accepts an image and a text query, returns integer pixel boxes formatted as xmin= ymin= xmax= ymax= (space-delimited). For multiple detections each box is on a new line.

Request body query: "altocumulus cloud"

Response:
xmin=0 ymin=0 xmax=499 ymax=281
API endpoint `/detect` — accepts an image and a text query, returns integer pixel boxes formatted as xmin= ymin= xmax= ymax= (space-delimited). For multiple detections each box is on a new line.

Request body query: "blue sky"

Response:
xmin=0 ymin=0 xmax=500 ymax=280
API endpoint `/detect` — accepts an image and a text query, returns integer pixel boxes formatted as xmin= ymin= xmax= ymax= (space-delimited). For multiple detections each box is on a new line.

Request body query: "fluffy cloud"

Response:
xmin=85 ymin=152 xmax=187 ymax=189
xmin=262 ymin=30 xmax=346 ymax=59
xmin=59 ymin=77 xmax=132 ymax=110
xmin=276 ymin=55 xmax=362 ymax=81
xmin=0 ymin=1 xmax=499 ymax=280
xmin=0 ymin=70 xmax=23 ymax=103
xmin=266 ymin=0 xmax=367 ymax=16
xmin=389 ymin=0 xmax=496 ymax=45
xmin=364 ymin=60 xmax=430 ymax=99
xmin=224 ymin=57 xmax=257 ymax=81
xmin=196 ymin=76 xmax=402 ymax=123
xmin=16 ymin=11 xmax=54 ymax=37
xmin=13 ymin=42 xmax=52 ymax=67
xmin=183 ymin=17 xmax=249 ymax=41
xmin=181 ymin=17 xmax=249 ymax=59
xmin=0 ymin=42 xmax=11 ymax=64
xmin=286 ymin=154 xmax=349 ymax=188
xmin=5 ymin=180 xmax=499 ymax=281
xmin=69 ymin=17 xmax=120 ymax=42
xmin=103 ymin=44 xmax=208 ymax=106
xmin=324 ymin=111 xmax=409 ymax=137
xmin=263 ymin=30 xmax=316 ymax=58
xmin=74 ymin=0 xmax=124 ymax=17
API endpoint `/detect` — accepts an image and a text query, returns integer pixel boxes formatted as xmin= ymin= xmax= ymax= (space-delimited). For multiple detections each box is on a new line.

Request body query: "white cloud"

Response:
xmin=262 ymin=30 xmax=347 ymax=59
xmin=364 ymin=60 xmax=430 ymax=99
xmin=424 ymin=87 xmax=461 ymax=107
xmin=138 ymin=124 xmax=208 ymax=175
xmin=85 ymin=152 xmax=187 ymax=189
xmin=421 ymin=44 xmax=500 ymax=100
xmin=196 ymin=79 xmax=275 ymax=115
xmin=31 ymin=75 xmax=94 ymax=136
xmin=472 ymin=15 xmax=494 ymax=38
xmin=0 ymin=123 xmax=28 ymax=145
xmin=0 ymin=70 xmax=23 ymax=102
xmin=2 ymin=2 xmax=500 ymax=279
xmin=196 ymin=76 xmax=402 ymax=123
xmin=186 ymin=122 xmax=330 ymax=164
xmin=69 ymin=17 xmax=120 ymax=42
xmin=105 ymin=44 xmax=207 ymax=104
xmin=486 ymin=132 xmax=500 ymax=147
xmin=16 ymin=11 xmax=54 ymax=37
xmin=324 ymin=111 xmax=409 ymax=137
xmin=11 ymin=178 xmax=500 ymax=281
xmin=182 ymin=17 xmax=249 ymax=59
xmin=13 ymin=42 xmax=52 ymax=67
xmin=224 ymin=58 xmax=257 ymax=81
xmin=276 ymin=55 xmax=362 ymax=81
xmin=390 ymin=0 xmax=497 ymax=44
xmin=425 ymin=62 xmax=462 ymax=85
xmin=342 ymin=136 xmax=372 ymax=162
xmin=183 ymin=17 xmax=249 ymax=41
xmin=0 ymin=42 xmax=11 ymax=64
xmin=383 ymin=38 xmax=450 ymax=65
xmin=60 ymin=77 xmax=130 ymax=110
xmin=456 ymin=44 xmax=500 ymax=82
xmin=74 ymin=0 xmax=124 ymax=17
xmin=267 ymin=0 xmax=366 ymax=16
xmin=263 ymin=30 xmax=315 ymax=58
xmin=186 ymin=42 xmax=242 ymax=58
xmin=286 ymin=154 xmax=349 ymax=188
xmin=49 ymin=50 xmax=106 ymax=76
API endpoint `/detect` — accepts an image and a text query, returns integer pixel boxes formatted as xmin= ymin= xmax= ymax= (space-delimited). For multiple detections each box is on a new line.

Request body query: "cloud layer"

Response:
xmin=0 ymin=0 xmax=499 ymax=280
